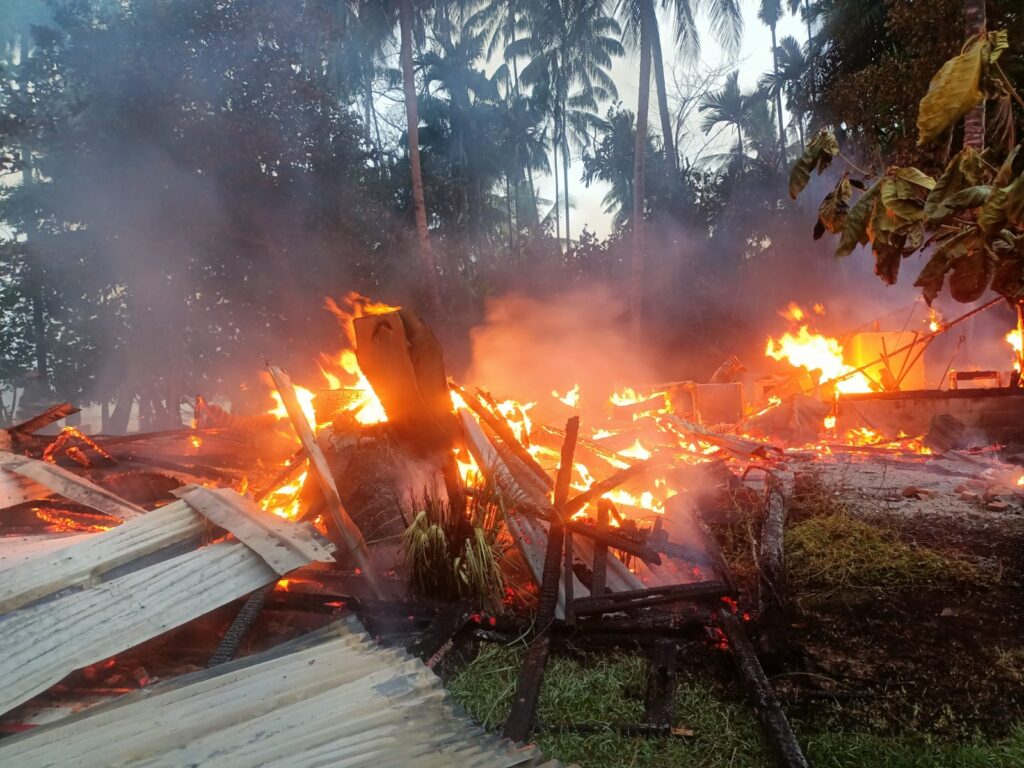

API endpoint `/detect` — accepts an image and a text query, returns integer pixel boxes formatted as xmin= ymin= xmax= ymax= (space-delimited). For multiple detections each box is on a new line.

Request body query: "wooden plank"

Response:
xmin=264 ymin=363 xmax=378 ymax=594
xmin=174 ymin=485 xmax=334 ymax=575
xmin=0 ymin=540 xmax=282 ymax=717
xmin=0 ymin=470 xmax=52 ymax=509
xmin=0 ymin=451 xmax=143 ymax=520
xmin=0 ymin=501 xmax=202 ymax=614
xmin=8 ymin=403 xmax=80 ymax=435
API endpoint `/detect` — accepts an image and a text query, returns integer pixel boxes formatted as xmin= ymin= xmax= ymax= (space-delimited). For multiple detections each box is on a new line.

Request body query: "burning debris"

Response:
xmin=2 ymin=291 xmax=1024 ymax=767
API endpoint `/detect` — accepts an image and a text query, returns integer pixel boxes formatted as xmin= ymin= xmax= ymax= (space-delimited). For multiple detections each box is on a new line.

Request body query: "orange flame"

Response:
xmin=552 ymin=383 xmax=580 ymax=408
xmin=765 ymin=326 xmax=872 ymax=394
xmin=1006 ymin=330 xmax=1022 ymax=372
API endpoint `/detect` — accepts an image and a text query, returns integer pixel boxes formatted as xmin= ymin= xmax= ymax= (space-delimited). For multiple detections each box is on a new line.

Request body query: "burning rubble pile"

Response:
xmin=1 ymin=293 xmax=1023 ymax=767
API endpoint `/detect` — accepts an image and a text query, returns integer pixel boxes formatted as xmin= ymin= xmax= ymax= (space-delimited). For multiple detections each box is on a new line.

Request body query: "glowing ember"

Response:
xmin=779 ymin=302 xmax=805 ymax=323
xmin=552 ymin=383 xmax=581 ymax=408
xmin=765 ymin=326 xmax=873 ymax=394
xmin=42 ymin=426 xmax=114 ymax=465
xmin=190 ymin=434 xmax=202 ymax=450
xmin=1006 ymin=330 xmax=1022 ymax=372
xmin=824 ymin=415 xmax=836 ymax=430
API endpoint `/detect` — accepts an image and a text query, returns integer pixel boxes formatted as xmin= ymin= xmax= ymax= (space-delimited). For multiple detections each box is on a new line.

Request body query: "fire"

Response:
xmin=765 ymin=326 xmax=872 ymax=394
xmin=609 ymin=387 xmax=646 ymax=406
xmin=552 ymin=383 xmax=580 ymax=408
xmin=319 ymin=349 xmax=388 ymax=425
xmin=779 ymin=302 xmax=805 ymax=323
xmin=929 ymin=308 xmax=944 ymax=333
xmin=260 ymin=468 xmax=308 ymax=520
xmin=190 ymin=434 xmax=202 ymax=450
xmin=1006 ymin=330 xmax=1022 ymax=372
xmin=269 ymin=386 xmax=318 ymax=430
xmin=617 ymin=438 xmax=652 ymax=461
xmin=454 ymin=448 xmax=482 ymax=486
xmin=42 ymin=426 xmax=114 ymax=465
xmin=496 ymin=399 xmax=535 ymax=444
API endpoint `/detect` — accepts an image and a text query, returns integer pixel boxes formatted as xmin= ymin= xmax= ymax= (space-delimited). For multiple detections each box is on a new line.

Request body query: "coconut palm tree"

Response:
xmin=510 ymin=0 xmax=622 ymax=248
xmin=760 ymin=35 xmax=808 ymax=146
xmin=758 ymin=0 xmax=786 ymax=162
xmin=698 ymin=71 xmax=752 ymax=171
xmin=617 ymin=0 xmax=741 ymax=330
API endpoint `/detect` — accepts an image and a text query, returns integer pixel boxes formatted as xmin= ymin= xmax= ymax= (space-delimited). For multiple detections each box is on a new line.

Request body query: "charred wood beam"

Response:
xmin=407 ymin=600 xmax=475 ymax=666
xmin=573 ymin=580 xmax=730 ymax=616
xmin=644 ymin=637 xmax=678 ymax=728
xmin=504 ymin=416 xmax=579 ymax=744
xmin=253 ymin=448 xmax=308 ymax=503
xmin=452 ymin=383 xmax=553 ymax=489
xmin=208 ymin=586 xmax=272 ymax=667
xmin=564 ymin=460 xmax=653 ymax=516
xmin=718 ymin=609 xmax=808 ymax=768
xmin=565 ymin=519 xmax=661 ymax=566
xmin=590 ymin=500 xmax=610 ymax=594
xmin=757 ymin=474 xmax=789 ymax=665
xmin=9 ymin=403 xmax=79 ymax=435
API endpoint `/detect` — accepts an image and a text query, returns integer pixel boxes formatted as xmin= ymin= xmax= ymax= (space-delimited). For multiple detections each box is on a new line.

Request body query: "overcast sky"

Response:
xmin=554 ymin=0 xmax=807 ymax=239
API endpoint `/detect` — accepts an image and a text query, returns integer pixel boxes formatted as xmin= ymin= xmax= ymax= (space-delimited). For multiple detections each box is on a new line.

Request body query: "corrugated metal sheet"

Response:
xmin=0 ymin=615 xmax=562 ymax=768
xmin=0 ymin=487 xmax=334 ymax=718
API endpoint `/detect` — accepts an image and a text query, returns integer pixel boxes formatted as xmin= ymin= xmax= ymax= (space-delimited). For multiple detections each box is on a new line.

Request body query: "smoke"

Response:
xmin=464 ymin=283 xmax=663 ymax=422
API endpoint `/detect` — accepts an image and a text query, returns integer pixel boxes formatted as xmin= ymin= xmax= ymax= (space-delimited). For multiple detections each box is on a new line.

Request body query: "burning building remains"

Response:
xmin=2 ymin=287 xmax=1024 ymax=767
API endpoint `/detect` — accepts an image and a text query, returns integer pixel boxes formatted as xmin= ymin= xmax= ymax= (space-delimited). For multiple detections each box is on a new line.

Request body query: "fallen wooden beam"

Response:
xmin=573 ymin=580 xmax=731 ymax=616
xmin=564 ymin=460 xmax=653 ymax=516
xmin=8 ymin=403 xmax=80 ymax=435
xmin=757 ymin=475 xmax=789 ymax=664
xmin=718 ymin=609 xmax=808 ymax=768
xmin=265 ymin=363 xmax=378 ymax=596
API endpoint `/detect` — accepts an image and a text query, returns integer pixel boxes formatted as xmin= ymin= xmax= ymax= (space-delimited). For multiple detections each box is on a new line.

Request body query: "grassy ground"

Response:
xmin=449 ymin=644 xmax=1024 ymax=768
xmin=446 ymin=477 xmax=1024 ymax=768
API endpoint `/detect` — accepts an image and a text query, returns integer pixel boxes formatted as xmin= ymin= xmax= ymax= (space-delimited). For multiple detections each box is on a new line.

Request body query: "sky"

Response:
xmin=550 ymin=0 xmax=807 ymax=239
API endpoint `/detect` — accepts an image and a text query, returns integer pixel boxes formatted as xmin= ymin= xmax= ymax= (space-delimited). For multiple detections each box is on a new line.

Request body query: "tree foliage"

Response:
xmin=790 ymin=30 xmax=1024 ymax=306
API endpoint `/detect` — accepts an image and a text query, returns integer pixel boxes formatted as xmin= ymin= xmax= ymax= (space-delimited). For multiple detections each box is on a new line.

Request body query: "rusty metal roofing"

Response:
xmin=0 ymin=615 xmax=561 ymax=768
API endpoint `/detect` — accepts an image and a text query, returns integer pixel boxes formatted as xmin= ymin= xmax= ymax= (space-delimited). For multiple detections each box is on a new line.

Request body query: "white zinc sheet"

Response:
xmin=0 ymin=616 xmax=562 ymax=768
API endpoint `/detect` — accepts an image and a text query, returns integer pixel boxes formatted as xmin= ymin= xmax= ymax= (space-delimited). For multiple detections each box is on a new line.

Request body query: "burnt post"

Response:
xmin=503 ymin=416 xmax=579 ymax=743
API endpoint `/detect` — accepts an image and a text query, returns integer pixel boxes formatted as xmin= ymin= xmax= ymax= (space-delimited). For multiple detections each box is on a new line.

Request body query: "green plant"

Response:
xmin=402 ymin=477 xmax=507 ymax=609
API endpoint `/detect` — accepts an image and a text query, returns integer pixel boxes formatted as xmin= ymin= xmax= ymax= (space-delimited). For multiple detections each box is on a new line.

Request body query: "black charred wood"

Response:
xmin=573 ymin=580 xmax=731 ymax=616
xmin=718 ymin=609 xmax=808 ymax=768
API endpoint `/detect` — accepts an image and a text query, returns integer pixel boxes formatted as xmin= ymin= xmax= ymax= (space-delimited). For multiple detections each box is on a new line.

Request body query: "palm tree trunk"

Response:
xmin=647 ymin=1 xmax=678 ymax=180
xmin=553 ymin=135 xmax=562 ymax=245
xmin=963 ymin=0 xmax=986 ymax=149
xmin=562 ymin=131 xmax=570 ymax=248
xmin=399 ymin=0 xmax=441 ymax=317
xmin=631 ymin=11 xmax=652 ymax=336
xmin=736 ymin=124 xmax=744 ymax=172
xmin=770 ymin=24 xmax=786 ymax=163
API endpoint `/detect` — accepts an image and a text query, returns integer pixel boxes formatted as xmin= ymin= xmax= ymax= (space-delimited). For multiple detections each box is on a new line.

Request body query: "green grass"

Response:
xmin=448 ymin=644 xmax=1024 ymax=768
xmin=786 ymin=513 xmax=994 ymax=596
xmin=448 ymin=644 xmax=768 ymax=767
